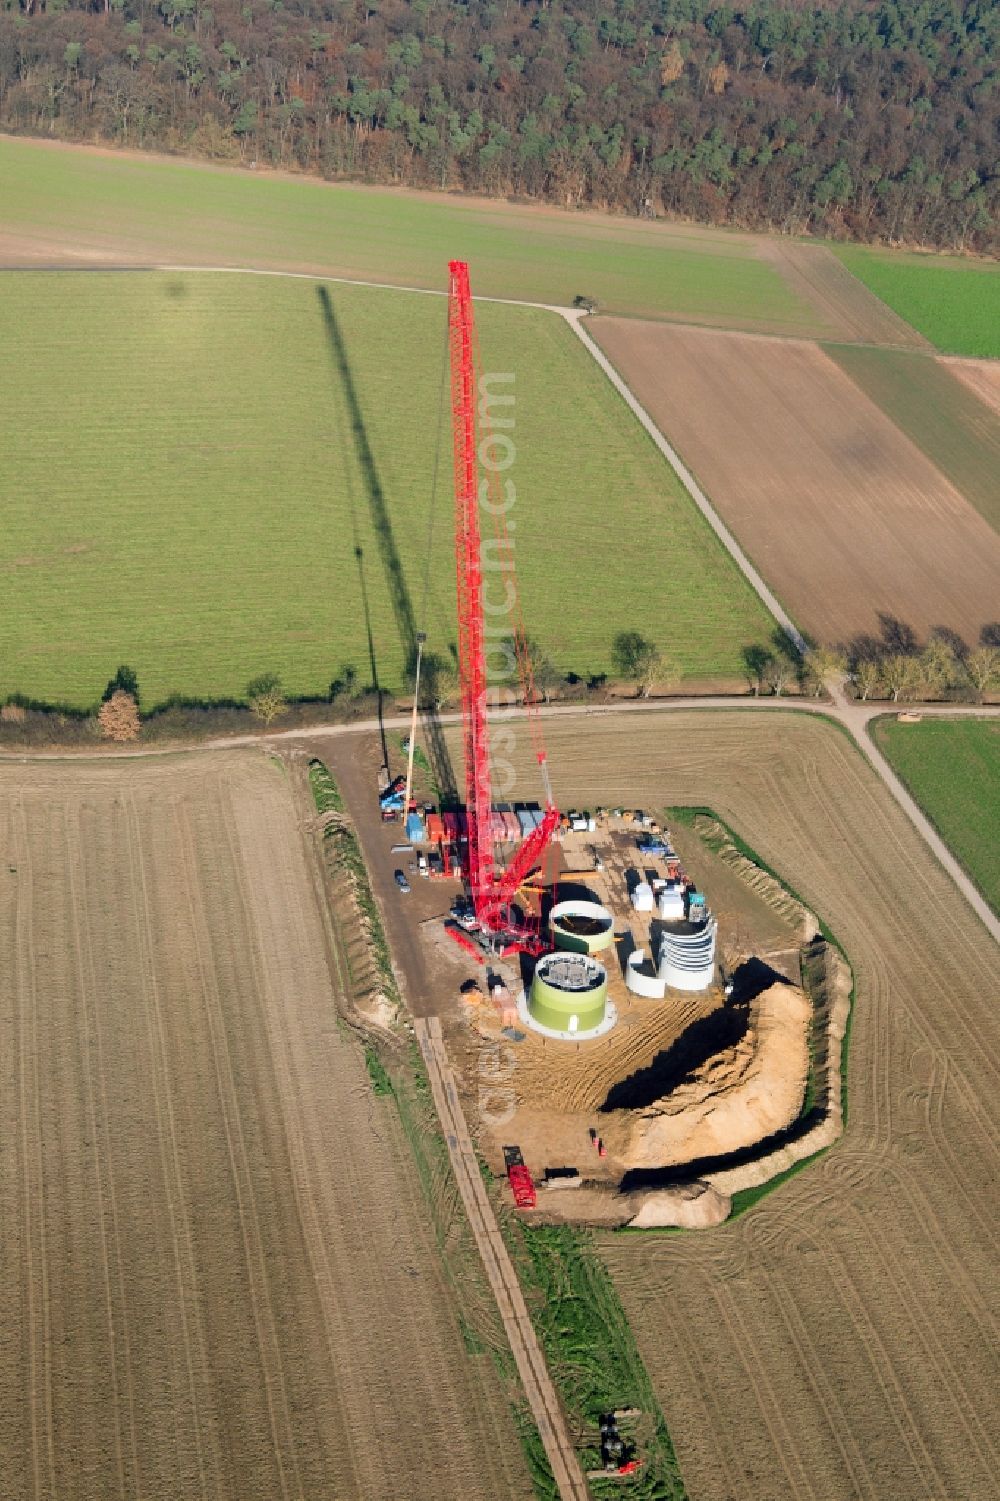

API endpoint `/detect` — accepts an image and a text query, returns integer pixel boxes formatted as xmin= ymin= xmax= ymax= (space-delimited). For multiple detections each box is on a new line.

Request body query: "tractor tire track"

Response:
xmin=63 ymin=805 xmax=136 ymax=1501
xmin=172 ymin=797 xmax=299 ymax=1501
xmin=122 ymin=790 xmax=217 ymax=1501
xmin=11 ymin=796 xmax=56 ymax=1501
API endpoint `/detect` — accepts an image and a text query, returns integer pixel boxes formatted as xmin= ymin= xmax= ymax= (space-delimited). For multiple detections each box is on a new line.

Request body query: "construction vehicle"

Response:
xmin=445 ymin=261 xmax=560 ymax=955
xmin=450 ymin=896 xmax=479 ymax=931
xmin=586 ymin=1413 xmax=643 ymax=1480
xmin=379 ymin=774 xmax=408 ymax=821
xmin=636 ymin=832 xmax=672 ymax=858
xmin=380 ymin=773 xmax=406 ymax=805
xmin=503 ymin=1145 xmax=537 ymax=1210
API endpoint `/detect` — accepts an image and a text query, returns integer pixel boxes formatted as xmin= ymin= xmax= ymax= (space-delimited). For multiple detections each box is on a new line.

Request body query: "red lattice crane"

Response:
xmin=448 ymin=260 xmax=559 ymax=946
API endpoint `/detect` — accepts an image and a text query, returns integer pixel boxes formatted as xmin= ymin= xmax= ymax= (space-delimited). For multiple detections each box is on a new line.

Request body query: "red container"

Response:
xmin=508 ymin=1164 xmax=537 ymax=1209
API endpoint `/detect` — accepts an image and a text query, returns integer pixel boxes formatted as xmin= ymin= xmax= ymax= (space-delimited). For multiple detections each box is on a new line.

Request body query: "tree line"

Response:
xmin=1 ymin=0 xmax=995 ymax=252
xmin=1 ymin=616 xmax=997 ymax=749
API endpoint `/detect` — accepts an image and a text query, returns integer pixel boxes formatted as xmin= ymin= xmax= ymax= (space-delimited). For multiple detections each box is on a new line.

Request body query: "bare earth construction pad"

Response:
xmin=0 ymin=750 xmax=532 ymax=1501
xmin=594 ymin=319 xmax=1000 ymax=645
xmin=466 ymin=710 xmax=1000 ymax=1501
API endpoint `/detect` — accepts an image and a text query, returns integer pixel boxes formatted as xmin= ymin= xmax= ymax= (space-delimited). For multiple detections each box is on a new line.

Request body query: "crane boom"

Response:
xmin=447 ymin=260 xmax=558 ymax=940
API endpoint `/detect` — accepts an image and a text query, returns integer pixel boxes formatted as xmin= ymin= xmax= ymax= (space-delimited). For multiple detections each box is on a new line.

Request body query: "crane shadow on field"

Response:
xmin=316 ymin=286 xmax=457 ymax=800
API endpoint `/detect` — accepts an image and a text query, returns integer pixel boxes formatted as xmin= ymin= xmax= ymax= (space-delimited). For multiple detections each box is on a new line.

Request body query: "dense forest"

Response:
xmin=1 ymin=0 xmax=996 ymax=252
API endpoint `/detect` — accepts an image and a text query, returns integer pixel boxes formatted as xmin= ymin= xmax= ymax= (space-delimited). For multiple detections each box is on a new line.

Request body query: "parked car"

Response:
xmin=450 ymin=896 xmax=479 ymax=930
xmin=394 ymin=869 xmax=411 ymax=894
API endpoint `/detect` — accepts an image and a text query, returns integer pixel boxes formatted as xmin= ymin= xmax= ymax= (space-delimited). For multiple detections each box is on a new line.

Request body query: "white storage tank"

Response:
xmin=658 ymin=916 xmax=717 ymax=992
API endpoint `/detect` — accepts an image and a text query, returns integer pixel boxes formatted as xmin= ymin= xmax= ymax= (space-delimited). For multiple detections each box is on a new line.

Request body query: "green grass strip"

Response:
xmin=510 ymin=1223 xmax=687 ymax=1499
xmin=871 ymin=717 xmax=1000 ymax=914
xmin=308 ymin=758 xmax=345 ymax=814
xmin=834 ymin=246 xmax=1000 ymax=357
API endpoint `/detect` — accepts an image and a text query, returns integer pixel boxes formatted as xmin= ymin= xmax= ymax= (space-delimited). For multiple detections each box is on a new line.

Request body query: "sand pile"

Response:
xmin=612 ymin=981 xmax=810 ymax=1168
xmin=533 ymin=1179 xmax=731 ymax=1229
xmin=627 ymin=1181 xmax=731 ymax=1229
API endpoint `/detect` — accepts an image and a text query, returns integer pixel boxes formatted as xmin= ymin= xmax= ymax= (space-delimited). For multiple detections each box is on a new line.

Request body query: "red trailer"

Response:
xmin=503 ymin=1146 xmax=537 ymax=1209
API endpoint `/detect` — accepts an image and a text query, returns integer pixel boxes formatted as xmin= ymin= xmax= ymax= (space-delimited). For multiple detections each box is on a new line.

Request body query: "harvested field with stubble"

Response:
xmin=593 ymin=318 xmax=1000 ymax=645
xmin=453 ymin=708 xmax=1000 ymax=1501
xmin=0 ymin=749 xmax=534 ymax=1501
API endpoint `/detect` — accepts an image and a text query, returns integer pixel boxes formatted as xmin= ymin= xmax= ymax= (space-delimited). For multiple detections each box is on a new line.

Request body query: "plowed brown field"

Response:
xmin=482 ymin=709 xmax=999 ymax=1501
xmin=593 ymin=319 xmax=1000 ymax=646
xmin=0 ymin=750 xmax=534 ymax=1501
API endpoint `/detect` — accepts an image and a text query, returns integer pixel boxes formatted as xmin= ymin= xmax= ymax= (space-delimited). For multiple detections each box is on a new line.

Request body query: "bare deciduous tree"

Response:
xmin=803 ymin=646 xmax=846 ymax=696
xmin=881 ymin=653 xmax=921 ymax=703
xmin=919 ymin=635 xmax=961 ymax=697
xmin=520 ymin=635 xmax=563 ymax=705
xmin=98 ymin=690 xmax=141 ymax=742
xmin=765 ymin=653 xmax=796 ymax=696
xmin=613 ymin=631 xmax=662 ymax=697
xmin=965 ymin=646 xmax=1000 ymax=702
xmin=247 ymin=673 xmax=287 ymax=725
xmin=854 ymin=658 xmax=882 ymax=701
xmin=421 ymin=654 xmax=460 ymax=710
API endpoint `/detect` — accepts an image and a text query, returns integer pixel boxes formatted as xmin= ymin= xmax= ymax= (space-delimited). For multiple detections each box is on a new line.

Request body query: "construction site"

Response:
xmin=361 ymin=261 xmax=843 ymax=1238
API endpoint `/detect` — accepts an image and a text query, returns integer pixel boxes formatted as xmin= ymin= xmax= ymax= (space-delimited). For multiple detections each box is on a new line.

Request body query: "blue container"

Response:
xmin=406 ymin=812 xmax=426 ymax=843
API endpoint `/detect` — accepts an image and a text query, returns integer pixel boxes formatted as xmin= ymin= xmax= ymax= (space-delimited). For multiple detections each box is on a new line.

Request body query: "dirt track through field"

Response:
xmin=759 ymin=240 xmax=931 ymax=348
xmin=0 ymin=751 xmax=534 ymax=1501
xmin=484 ymin=709 xmax=1000 ymax=1501
xmin=415 ymin=1017 xmax=589 ymax=1501
xmin=593 ymin=318 xmax=1000 ymax=645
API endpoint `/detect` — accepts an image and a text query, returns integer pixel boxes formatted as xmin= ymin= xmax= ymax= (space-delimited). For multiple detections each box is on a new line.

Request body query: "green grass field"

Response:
xmin=828 ymin=345 xmax=1000 ymax=532
xmin=873 ymin=718 xmax=1000 ymax=912
xmin=0 ymin=135 xmax=821 ymax=333
xmin=0 ymin=269 xmax=772 ymax=709
xmin=834 ymin=246 xmax=1000 ymax=358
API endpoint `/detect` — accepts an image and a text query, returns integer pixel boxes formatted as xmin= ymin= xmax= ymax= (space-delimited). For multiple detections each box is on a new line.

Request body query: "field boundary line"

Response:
xmin=562 ymin=310 xmax=807 ymax=653
xmin=414 ymin=1016 xmax=591 ymax=1501
xmin=852 ymin=707 xmax=1000 ymax=946
xmin=154 ymin=262 xmax=574 ymax=316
